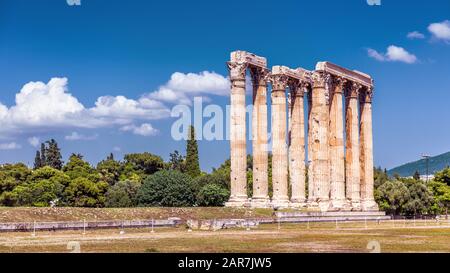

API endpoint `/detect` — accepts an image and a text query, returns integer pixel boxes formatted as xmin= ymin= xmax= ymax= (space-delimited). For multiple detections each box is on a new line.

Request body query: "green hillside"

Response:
xmin=388 ymin=151 xmax=450 ymax=177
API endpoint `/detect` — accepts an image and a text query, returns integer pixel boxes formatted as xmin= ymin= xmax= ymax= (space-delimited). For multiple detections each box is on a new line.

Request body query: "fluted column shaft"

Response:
xmin=309 ymin=72 xmax=330 ymax=208
xmin=345 ymin=83 xmax=361 ymax=210
xmin=289 ymin=82 xmax=306 ymax=205
xmin=271 ymin=75 xmax=289 ymax=207
xmin=227 ymin=62 xmax=248 ymax=206
xmin=250 ymin=68 xmax=270 ymax=206
xmin=329 ymin=77 xmax=347 ymax=210
xmin=307 ymin=93 xmax=314 ymax=203
xmin=359 ymin=88 xmax=379 ymax=211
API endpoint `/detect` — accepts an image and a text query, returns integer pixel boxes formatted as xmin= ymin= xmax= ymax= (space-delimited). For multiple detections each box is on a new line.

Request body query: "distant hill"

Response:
xmin=388 ymin=151 xmax=450 ymax=177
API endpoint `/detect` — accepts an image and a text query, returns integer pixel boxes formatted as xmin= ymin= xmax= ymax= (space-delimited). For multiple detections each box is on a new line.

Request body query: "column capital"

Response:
xmin=288 ymin=79 xmax=309 ymax=97
xmin=312 ymin=71 xmax=331 ymax=89
xmin=227 ymin=62 xmax=247 ymax=81
xmin=359 ymin=86 xmax=374 ymax=104
xmin=346 ymin=82 xmax=363 ymax=99
xmin=270 ymin=74 xmax=289 ymax=92
xmin=329 ymin=76 xmax=347 ymax=94
xmin=250 ymin=67 xmax=270 ymax=86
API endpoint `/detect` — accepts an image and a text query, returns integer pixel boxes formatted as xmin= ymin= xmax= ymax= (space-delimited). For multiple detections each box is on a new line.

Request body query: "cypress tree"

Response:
xmin=185 ymin=126 xmax=200 ymax=178
xmin=40 ymin=143 xmax=47 ymax=166
xmin=34 ymin=150 xmax=42 ymax=170
xmin=46 ymin=139 xmax=63 ymax=170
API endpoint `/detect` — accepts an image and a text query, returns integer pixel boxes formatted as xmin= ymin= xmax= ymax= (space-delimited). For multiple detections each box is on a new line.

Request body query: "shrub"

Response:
xmin=105 ymin=180 xmax=141 ymax=207
xmin=196 ymin=184 xmax=230 ymax=207
xmin=136 ymin=170 xmax=195 ymax=207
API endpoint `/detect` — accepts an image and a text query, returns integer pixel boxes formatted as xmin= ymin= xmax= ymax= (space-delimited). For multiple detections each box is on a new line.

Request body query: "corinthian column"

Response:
xmin=289 ymin=81 xmax=307 ymax=207
xmin=359 ymin=87 xmax=379 ymax=211
xmin=270 ymin=74 xmax=289 ymax=208
xmin=250 ymin=67 xmax=270 ymax=207
xmin=329 ymin=77 xmax=349 ymax=211
xmin=309 ymin=72 xmax=330 ymax=210
xmin=345 ymin=82 xmax=362 ymax=210
xmin=226 ymin=61 xmax=248 ymax=207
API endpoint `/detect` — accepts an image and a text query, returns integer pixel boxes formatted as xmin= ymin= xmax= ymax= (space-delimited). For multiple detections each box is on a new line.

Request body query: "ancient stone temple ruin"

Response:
xmin=226 ymin=50 xmax=379 ymax=212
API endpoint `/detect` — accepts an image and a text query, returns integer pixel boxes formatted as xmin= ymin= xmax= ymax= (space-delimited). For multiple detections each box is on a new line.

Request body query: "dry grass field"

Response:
xmin=0 ymin=207 xmax=275 ymax=222
xmin=1 ymin=220 xmax=449 ymax=253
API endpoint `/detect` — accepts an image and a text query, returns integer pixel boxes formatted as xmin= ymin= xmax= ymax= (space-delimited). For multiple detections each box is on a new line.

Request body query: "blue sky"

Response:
xmin=0 ymin=0 xmax=449 ymax=171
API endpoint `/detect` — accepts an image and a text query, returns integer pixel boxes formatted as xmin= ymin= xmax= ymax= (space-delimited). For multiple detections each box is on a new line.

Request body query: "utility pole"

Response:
xmin=421 ymin=154 xmax=431 ymax=183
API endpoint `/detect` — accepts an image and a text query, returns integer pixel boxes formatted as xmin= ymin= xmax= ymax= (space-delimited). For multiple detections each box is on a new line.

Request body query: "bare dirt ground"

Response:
xmin=1 ymin=221 xmax=449 ymax=253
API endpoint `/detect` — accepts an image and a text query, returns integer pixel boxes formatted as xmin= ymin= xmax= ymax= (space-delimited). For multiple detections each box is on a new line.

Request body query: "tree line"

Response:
xmin=374 ymin=167 xmax=450 ymax=216
xmin=0 ymin=126 xmax=230 ymax=207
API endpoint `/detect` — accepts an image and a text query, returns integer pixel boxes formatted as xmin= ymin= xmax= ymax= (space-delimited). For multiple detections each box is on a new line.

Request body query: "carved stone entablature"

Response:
xmin=346 ymin=82 xmax=363 ymax=99
xmin=316 ymin=61 xmax=372 ymax=88
xmin=250 ymin=67 xmax=271 ymax=86
xmin=272 ymin=65 xmax=311 ymax=96
xmin=231 ymin=51 xmax=267 ymax=69
xmin=227 ymin=62 xmax=247 ymax=81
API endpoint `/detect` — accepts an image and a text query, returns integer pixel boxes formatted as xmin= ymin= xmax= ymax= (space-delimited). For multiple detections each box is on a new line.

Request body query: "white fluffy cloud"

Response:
xmin=65 ymin=132 xmax=98 ymax=141
xmin=428 ymin=20 xmax=450 ymax=42
xmin=120 ymin=123 xmax=158 ymax=136
xmin=0 ymin=71 xmax=228 ymax=138
xmin=0 ymin=142 xmax=21 ymax=150
xmin=147 ymin=71 xmax=229 ymax=105
xmin=0 ymin=77 xmax=171 ymax=137
xmin=368 ymin=45 xmax=417 ymax=64
xmin=407 ymin=31 xmax=425 ymax=39
xmin=27 ymin=136 xmax=40 ymax=147
xmin=367 ymin=48 xmax=386 ymax=62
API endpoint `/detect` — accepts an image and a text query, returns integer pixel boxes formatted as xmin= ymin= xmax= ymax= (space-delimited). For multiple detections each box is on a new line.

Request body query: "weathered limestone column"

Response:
xmin=250 ymin=67 xmax=270 ymax=207
xmin=359 ymin=87 xmax=379 ymax=211
xmin=309 ymin=72 xmax=330 ymax=210
xmin=270 ymin=73 xmax=290 ymax=208
xmin=345 ymin=82 xmax=362 ymax=210
xmin=329 ymin=77 xmax=349 ymax=211
xmin=226 ymin=60 xmax=248 ymax=207
xmin=289 ymin=81 xmax=307 ymax=207
xmin=307 ymin=90 xmax=315 ymax=205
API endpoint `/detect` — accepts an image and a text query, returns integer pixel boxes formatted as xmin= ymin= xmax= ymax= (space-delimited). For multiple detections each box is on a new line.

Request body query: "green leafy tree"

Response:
xmin=428 ymin=181 xmax=450 ymax=215
xmin=63 ymin=177 xmax=108 ymax=207
xmin=211 ymin=158 xmax=231 ymax=189
xmin=123 ymin=152 xmax=164 ymax=177
xmin=168 ymin=150 xmax=186 ymax=172
xmin=136 ymin=170 xmax=196 ymax=207
xmin=63 ymin=153 xmax=100 ymax=182
xmin=97 ymin=153 xmax=122 ymax=185
xmin=0 ymin=163 xmax=32 ymax=205
xmin=197 ymin=184 xmax=230 ymax=206
xmin=194 ymin=173 xmax=229 ymax=191
xmin=1 ymin=166 xmax=69 ymax=207
xmin=0 ymin=163 xmax=31 ymax=193
xmin=403 ymin=179 xmax=433 ymax=215
xmin=434 ymin=167 xmax=450 ymax=186
xmin=185 ymin=126 xmax=201 ymax=178
xmin=374 ymin=166 xmax=389 ymax=188
xmin=105 ymin=180 xmax=141 ymax=207
xmin=375 ymin=180 xmax=409 ymax=215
